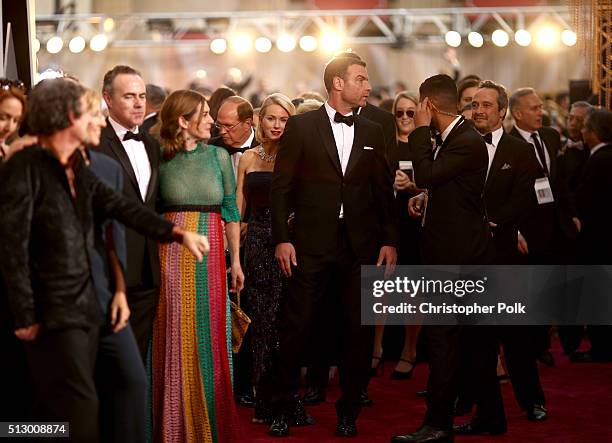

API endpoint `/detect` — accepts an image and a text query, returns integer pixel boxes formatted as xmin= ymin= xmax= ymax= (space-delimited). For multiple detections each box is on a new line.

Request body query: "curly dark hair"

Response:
xmin=27 ymin=79 xmax=85 ymax=135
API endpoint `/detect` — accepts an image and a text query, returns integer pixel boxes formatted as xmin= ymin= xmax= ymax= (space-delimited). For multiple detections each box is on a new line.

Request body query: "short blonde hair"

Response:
xmin=255 ymin=93 xmax=296 ymax=144
xmin=296 ymin=99 xmax=323 ymax=115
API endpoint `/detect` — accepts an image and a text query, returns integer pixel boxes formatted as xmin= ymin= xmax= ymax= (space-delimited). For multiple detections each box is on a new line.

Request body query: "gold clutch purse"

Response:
xmin=230 ymin=290 xmax=251 ymax=353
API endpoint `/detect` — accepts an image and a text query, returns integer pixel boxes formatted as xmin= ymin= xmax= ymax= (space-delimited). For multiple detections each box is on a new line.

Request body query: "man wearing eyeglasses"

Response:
xmin=209 ymin=95 xmax=260 ymax=176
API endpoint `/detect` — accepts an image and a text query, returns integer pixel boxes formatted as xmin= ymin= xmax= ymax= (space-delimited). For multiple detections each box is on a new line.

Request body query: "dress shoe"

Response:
xmin=569 ymin=351 xmax=594 ymax=363
xmin=526 ymin=404 xmax=548 ymax=421
xmin=416 ymin=389 xmax=428 ymax=398
xmin=370 ymin=353 xmax=384 ymax=376
xmin=302 ymin=386 xmax=326 ymax=405
xmin=360 ymin=389 xmax=373 ymax=407
xmin=391 ymin=358 xmax=416 ymax=380
xmin=391 ymin=425 xmax=453 ymax=442
xmin=453 ymin=417 xmax=506 ymax=435
xmin=268 ymin=414 xmax=289 ymax=437
xmin=538 ymin=351 xmax=555 ymax=367
xmin=335 ymin=416 xmax=357 ymax=437
xmin=236 ymin=392 xmax=256 ymax=408
xmin=252 ymin=400 xmax=272 ymax=424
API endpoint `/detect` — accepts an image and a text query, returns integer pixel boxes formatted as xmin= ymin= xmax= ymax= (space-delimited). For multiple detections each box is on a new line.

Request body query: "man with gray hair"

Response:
xmin=141 ymin=83 xmax=167 ymax=133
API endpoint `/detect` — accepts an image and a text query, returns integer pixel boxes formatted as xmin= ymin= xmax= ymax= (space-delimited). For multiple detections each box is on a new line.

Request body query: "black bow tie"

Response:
xmin=225 ymin=146 xmax=247 ymax=156
xmin=482 ymin=133 xmax=493 ymax=144
xmin=123 ymin=131 xmax=144 ymax=142
xmin=334 ymin=112 xmax=354 ymax=126
xmin=434 ymin=133 xmax=444 ymax=148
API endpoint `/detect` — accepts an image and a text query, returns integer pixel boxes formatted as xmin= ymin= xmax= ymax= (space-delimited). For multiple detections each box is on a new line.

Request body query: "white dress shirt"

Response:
xmin=229 ymin=129 xmax=255 ymax=177
xmin=108 ymin=117 xmax=152 ymax=201
xmin=485 ymin=126 xmax=505 ymax=177
xmin=324 ymin=101 xmax=355 ymax=218
xmin=515 ymin=125 xmax=551 ymax=172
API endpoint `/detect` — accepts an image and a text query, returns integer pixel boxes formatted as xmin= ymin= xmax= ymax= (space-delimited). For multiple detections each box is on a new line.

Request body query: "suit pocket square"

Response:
xmin=364 ymin=146 xmax=374 ymax=150
xmin=501 ymin=163 xmax=512 ymax=170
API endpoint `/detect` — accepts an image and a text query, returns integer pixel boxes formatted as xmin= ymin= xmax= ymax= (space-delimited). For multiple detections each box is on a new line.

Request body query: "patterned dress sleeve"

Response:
xmin=214 ymin=146 xmax=241 ymax=222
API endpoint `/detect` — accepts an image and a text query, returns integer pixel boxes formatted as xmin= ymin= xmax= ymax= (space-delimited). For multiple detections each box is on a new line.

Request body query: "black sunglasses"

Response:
xmin=395 ymin=110 xmax=415 ymax=119
xmin=0 ymin=78 xmax=25 ymax=91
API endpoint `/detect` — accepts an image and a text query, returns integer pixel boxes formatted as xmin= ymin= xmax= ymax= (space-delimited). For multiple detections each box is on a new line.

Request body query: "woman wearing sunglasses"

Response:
xmin=371 ymin=91 xmax=423 ymax=381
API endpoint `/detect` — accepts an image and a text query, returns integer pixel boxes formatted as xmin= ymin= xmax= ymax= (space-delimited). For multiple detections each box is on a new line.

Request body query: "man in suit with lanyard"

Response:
xmin=392 ymin=75 xmax=494 ymax=443
xmin=509 ymin=88 xmax=579 ymax=369
xmin=98 ymin=65 xmax=161 ymax=361
xmin=270 ymin=54 xmax=398 ymax=437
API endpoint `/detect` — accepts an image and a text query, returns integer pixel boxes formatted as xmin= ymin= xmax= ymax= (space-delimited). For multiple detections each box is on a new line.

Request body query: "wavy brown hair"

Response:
xmin=156 ymin=89 xmax=206 ymax=161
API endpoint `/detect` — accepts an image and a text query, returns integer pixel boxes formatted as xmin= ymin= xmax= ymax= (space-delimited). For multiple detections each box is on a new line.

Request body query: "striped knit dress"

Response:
xmin=149 ymin=143 xmax=240 ymax=442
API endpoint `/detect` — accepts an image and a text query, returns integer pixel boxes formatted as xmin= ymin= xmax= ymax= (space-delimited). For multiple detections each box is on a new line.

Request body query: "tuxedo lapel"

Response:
xmin=538 ymin=129 xmax=557 ymax=179
xmin=344 ymin=115 xmax=365 ymax=178
xmin=315 ymin=106 xmax=342 ymax=175
xmin=102 ymin=123 xmax=141 ymax=201
xmin=486 ymin=134 xmax=509 ymax=189
xmin=143 ymin=133 xmax=158 ymax=203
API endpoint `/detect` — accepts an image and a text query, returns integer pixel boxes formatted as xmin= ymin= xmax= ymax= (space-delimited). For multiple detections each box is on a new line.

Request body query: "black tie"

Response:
xmin=434 ymin=133 xmax=444 ymax=149
xmin=334 ymin=112 xmax=354 ymax=127
xmin=531 ymin=132 xmax=549 ymax=175
xmin=482 ymin=132 xmax=493 ymax=145
xmin=225 ymin=146 xmax=247 ymax=156
xmin=123 ymin=131 xmax=144 ymax=142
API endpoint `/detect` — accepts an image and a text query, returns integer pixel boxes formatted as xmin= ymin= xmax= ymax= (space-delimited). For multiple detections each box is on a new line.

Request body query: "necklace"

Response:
xmin=256 ymin=145 xmax=276 ymax=163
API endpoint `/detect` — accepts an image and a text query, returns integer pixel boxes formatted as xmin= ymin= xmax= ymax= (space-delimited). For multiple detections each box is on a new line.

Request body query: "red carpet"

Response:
xmin=238 ymin=339 xmax=612 ymax=442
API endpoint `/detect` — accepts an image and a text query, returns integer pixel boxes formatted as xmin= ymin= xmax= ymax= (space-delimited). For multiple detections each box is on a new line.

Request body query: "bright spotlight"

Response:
xmin=467 ymin=32 xmax=483 ymax=48
xmin=561 ymin=29 xmax=577 ymax=47
xmin=319 ymin=31 xmax=342 ymax=53
xmin=299 ymin=35 xmax=317 ymax=52
xmin=68 ymin=36 xmax=86 ymax=53
xmin=255 ymin=37 xmax=272 ymax=53
xmin=210 ymin=38 xmax=227 ymax=54
xmin=536 ymin=26 xmax=559 ymax=49
xmin=514 ymin=29 xmax=532 ymax=47
xmin=491 ymin=29 xmax=509 ymax=47
xmin=90 ymin=34 xmax=108 ymax=52
xmin=33 ymin=38 xmax=41 ymax=53
xmin=196 ymin=69 xmax=207 ymax=79
xmin=444 ymin=31 xmax=462 ymax=48
xmin=230 ymin=34 xmax=252 ymax=54
xmin=103 ymin=18 xmax=115 ymax=33
xmin=46 ymin=36 xmax=63 ymax=54
xmin=276 ymin=34 xmax=296 ymax=53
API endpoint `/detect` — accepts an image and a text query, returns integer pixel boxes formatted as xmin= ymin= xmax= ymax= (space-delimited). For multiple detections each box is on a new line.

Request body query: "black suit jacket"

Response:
xmin=97 ymin=121 xmax=161 ymax=290
xmin=271 ymin=105 xmax=399 ymax=258
xmin=410 ymin=119 xmax=493 ymax=265
xmin=576 ymin=144 xmax=612 ymax=263
xmin=359 ymin=103 xmax=397 ymax=169
xmin=484 ymin=132 xmax=539 ymax=263
xmin=509 ymin=126 xmax=577 ymax=255
xmin=140 ymin=113 xmax=158 ymax=134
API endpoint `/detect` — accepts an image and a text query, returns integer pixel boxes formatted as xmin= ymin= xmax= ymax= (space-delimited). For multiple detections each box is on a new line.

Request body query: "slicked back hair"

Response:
xmin=102 ymin=65 xmax=142 ymax=96
xmin=509 ymin=87 xmax=537 ymax=113
xmin=323 ymin=55 xmax=367 ymax=93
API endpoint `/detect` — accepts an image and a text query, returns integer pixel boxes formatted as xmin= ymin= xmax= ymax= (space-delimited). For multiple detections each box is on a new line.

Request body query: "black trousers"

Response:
xmin=457 ymin=326 xmax=506 ymax=424
xmin=272 ymin=222 xmax=374 ymax=420
xmin=422 ymin=325 xmax=463 ymax=431
xmin=96 ymin=324 xmax=147 ymax=443
xmin=24 ymin=327 xmax=99 ymax=442
xmin=0 ymin=326 xmax=31 ymax=421
xmin=126 ymin=286 xmax=159 ymax=362
xmin=500 ymin=326 xmax=546 ymax=409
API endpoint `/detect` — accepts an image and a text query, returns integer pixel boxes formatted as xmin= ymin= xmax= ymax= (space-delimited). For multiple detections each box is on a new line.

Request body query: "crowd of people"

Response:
xmin=0 ymin=49 xmax=611 ymax=443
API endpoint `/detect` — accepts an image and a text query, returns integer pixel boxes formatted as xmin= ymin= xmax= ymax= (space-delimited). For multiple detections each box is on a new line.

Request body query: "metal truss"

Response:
xmin=35 ymin=6 xmax=572 ymax=48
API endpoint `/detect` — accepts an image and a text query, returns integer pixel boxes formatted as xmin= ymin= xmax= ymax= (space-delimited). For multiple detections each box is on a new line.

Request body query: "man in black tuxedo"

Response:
xmin=392 ymin=75 xmax=493 ymax=443
xmin=209 ymin=95 xmax=259 ymax=177
xmin=269 ymin=54 xmax=398 ymax=437
xmin=98 ymin=65 xmax=161 ymax=361
xmin=509 ymin=88 xmax=579 ymax=367
xmin=453 ymin=81 xmax=546 ymax=436
xmin=571 ymin=108 xmax=612 ymax=362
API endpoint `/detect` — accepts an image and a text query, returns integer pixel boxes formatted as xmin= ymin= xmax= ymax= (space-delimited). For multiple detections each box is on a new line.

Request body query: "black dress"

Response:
xmin=243 ymin=171 xmax=283 ymax=400
xmin=395 ymin=140 xmax=422 ymax=264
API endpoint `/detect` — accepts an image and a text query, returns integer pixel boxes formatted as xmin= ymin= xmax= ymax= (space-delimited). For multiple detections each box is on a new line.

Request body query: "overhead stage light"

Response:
xmin=319 ymin=31 xmax=342 ymax=53
xmin=46 ymin=36 xmax=63 ymax=54
xmin=255 ymin=37 xmax=272 ymax=53
xmin=299 ymin=35 xmax=317 ymax=52
xmin=33 ymin=38 xmax=41 ymax=53
xmin=69 ymin=36 xmax=86 ymax=53
xmin=90 ymin=34 xmax=108 ymax=52
xmin=491 ymin=29 xmax=509 ymax=47
xmin=210 ymin=38 xmax=227 ymax=54
xmin=536 ymin=26 xmax=559 ymax=49
xmin=444 ymin=31 xmax=462 ymax=48
xmin=561 ymin=29 xmax=577 ymax=47
xmin=468 ymin=32 xmax=483 ymax=48
xmin=276 ymin=34 xmax=296 ymax=53
xmin=103 ymin=18 xmax=115 ymax=33
xmin=514 ymin=29 xmax=532 ymax=47
xmin=230 ymin=34 xmax=252 ymax=54
xmin=196 ymin=69 xmax=207 ymax=79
